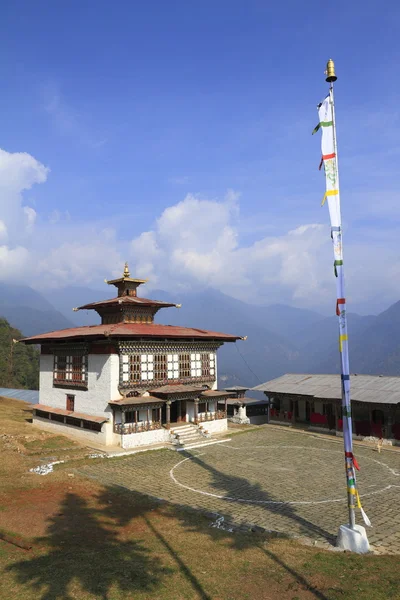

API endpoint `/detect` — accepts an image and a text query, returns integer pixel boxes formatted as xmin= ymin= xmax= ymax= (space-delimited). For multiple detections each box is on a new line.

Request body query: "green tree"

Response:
xmin=0 ymin=318 xmax=39 ymax=389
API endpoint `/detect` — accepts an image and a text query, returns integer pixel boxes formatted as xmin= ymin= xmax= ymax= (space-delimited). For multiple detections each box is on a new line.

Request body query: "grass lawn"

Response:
xmin=0 ymin=396 xmax=399 ymax=600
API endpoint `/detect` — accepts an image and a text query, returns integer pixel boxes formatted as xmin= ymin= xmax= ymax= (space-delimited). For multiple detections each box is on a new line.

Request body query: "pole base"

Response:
xmin=336 ymin=524 xmax=370 ymax=554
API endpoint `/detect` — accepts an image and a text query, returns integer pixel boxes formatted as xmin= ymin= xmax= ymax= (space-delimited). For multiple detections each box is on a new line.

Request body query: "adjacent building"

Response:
xmin=217 ymin=386 xmax=269 ymax=425
xmin=253 ymin=373 xmax=400 ymax=443
xmin=23 ymin=264 xmax=243 ymax=448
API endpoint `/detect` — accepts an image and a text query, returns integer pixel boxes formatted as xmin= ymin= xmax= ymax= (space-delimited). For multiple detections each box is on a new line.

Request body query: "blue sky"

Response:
xmin=0 ymin=1 xmax=400 ymax=314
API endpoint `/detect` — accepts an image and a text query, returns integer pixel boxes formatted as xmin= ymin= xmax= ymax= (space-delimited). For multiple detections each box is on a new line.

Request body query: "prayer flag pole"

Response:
xmin=314 ymin=59 xmax=370 ymax=552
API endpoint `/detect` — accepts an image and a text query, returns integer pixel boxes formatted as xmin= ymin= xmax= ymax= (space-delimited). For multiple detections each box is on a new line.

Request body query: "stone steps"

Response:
xmin=170 ymin=423 xmax=206 ymax=448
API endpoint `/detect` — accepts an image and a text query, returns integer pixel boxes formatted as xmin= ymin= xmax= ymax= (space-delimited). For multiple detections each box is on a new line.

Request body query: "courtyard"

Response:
xmin=78 ymin=426 xmax=400 ymax=553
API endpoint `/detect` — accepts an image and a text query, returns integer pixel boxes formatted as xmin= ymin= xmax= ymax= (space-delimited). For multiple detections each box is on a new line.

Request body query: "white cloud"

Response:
xmin=0 ymin=148 xmax=49 ymax=271
xmin=23 ymin=206 xmax=37 ymax=233
xmin=128 ymin=192 xmax=400 ymax=312
xmin=0 ymin=143 xmax=399 ymax=314
xmin=0 ymin=245 xmax=31 ymax=280
xmin=0 ymin=220 xmax=7 ymax=242
xmin=129 ymin=192 xmax=334 ymax=306
xmin=0 ymin=148 xmax=49 ymax=193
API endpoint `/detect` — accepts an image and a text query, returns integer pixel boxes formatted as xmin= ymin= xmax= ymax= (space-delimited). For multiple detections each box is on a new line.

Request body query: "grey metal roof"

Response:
xmin=252 ymin=374 xmax=400 ymax=405
xmin=0 ymin=387 xmax=39 ymax=404
xmin=224 ymin=386 xmax=249 ymax=392
xmin=218 ymin=397 xmax=269 ymax=406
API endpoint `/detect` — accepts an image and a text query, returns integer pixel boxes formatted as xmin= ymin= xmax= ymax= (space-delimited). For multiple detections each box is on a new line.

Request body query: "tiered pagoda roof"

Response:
xmin=75 ymin=262 xmax=180 ymax=325
xmin=23 ymin=263 xmax=243 ymax=344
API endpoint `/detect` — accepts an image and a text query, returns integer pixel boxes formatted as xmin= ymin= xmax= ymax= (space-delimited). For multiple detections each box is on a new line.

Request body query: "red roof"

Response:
xmin=22 ymin=322 xmax=242 ymax=344
xmin=149 ymin=384 xmax=207 ymax=395
xmin=34 ymin=404 xmax=109 ymax=423
xmin=109 ymin=396 xmax=164 ymax=406
xmin=77 ymin=296 xmax=178 ymax=310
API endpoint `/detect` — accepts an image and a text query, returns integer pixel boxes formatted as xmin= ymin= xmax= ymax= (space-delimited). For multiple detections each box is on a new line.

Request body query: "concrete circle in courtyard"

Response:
xmin=170 ymin=444 xmax=400 ymax=505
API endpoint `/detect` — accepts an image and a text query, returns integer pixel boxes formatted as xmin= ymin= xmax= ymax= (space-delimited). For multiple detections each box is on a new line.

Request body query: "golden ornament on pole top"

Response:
xmin=325 ymin=58 xmax=337 ymax=83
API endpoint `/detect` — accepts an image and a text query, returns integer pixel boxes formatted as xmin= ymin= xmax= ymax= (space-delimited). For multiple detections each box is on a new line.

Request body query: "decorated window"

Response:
xmin=190 ymin=353 xmax=202 ymax=377
xmin=179 ymin=354 xmax=191 ymax=378
xmin=120 ymin=349 xmax=217 ymax=384
xmin=140 ymin=354 xmax=154 ymax=381
xmin=54 ymin=354 xmax=87 ymax=386
xmin=153 ymin=354 xmax=167 ymax=380
xmin=123 ymin=353 xmax=166 ymax=383
xmin=128 ymin=355 xmax=141 ymax=383
xmin=201 ymin=353 xmax=216 ymax=378
xmin=167 ymin=354 xmax=179 ymax=379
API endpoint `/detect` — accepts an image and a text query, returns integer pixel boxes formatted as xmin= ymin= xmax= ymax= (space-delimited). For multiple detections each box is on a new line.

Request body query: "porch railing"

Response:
xmin=114 ymin=421 xmax=162 ymax=435
xmin=197 ymin=410 xmax=226 ymax=423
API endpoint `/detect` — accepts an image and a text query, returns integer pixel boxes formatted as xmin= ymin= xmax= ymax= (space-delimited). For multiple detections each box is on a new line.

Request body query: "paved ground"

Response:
xmin=77 ymin=427 xmax=400 ymax=553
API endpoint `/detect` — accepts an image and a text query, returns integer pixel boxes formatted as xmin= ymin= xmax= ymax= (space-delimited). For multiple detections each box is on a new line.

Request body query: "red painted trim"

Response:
xmin=323 ymin=153 xmax=336 ymax=160
xmin=89 ymin=343 xmax=118 ymax=354
xmin=336 ymin=297 xmax=346 ymax=316
xmin=345 ymin=451 xmax=360 ymax=471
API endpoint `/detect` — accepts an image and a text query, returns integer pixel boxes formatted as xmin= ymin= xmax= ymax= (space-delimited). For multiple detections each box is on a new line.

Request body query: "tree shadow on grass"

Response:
xmin=6 ymin=492 xmax=170 ymax=600
xmin=97 ymin=485 xmax=330 ymax=600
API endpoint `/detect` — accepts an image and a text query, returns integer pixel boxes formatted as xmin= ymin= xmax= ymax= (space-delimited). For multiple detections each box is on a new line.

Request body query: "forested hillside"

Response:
xmin=0 ymin=319 xmax=39 ymax=390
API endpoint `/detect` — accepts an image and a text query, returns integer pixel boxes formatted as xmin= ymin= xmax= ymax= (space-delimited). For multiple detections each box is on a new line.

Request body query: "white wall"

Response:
xmin=121 ymin=428 xmax=170 ymax=448
xmin=198 ymin=418 xmax=227 ymax=434
xmin=212 ymin=359 xmax=218 ymax=390
xmin=39 ymin=353 xmax=121 ymax=418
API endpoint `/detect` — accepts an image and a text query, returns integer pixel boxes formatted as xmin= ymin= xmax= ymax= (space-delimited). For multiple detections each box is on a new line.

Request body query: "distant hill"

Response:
xmin=336 ymin=300 xmax=400 ymax=375
xmin=0 ymin=282 xmax=74 ymax=337
xmin=0 ymin=318 xmax=39 ymax=389
xmin=3 ymin=280 xmax=400 ymax=387
xmin=296 ymin=313 xmax=377 ymax=373
xmin=41 ymin=285 xmax=114 ymax=327
xmin=146 ymin=288 xmax=321 ymax=387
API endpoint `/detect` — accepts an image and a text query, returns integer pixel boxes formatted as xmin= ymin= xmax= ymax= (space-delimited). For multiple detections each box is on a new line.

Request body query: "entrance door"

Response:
xmin=325 ymin=403 xmax=335 ymax=430
xmin=170 ymin=400 xmax=178 ymax=423
xmin=178 ymin=400 xmax=187 ymax=423
xmin=170 ymin=400 xmax=187 ymax=423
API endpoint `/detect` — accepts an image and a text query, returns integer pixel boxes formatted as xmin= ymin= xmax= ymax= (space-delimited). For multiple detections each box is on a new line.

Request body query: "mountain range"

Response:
xmin=0 ymin=281 xmax=398 ymax=389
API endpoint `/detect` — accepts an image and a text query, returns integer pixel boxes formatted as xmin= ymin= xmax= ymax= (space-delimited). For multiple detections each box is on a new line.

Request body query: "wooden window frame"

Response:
xmin=66 ymin=394 xmax=75 ymax=411
xmin=54 ymin=354 xmax=87 ymax=388
xmin=179 ymin=354 xmax=191 ymax=378
xmin=153 ymin=354 xmax=167 ymax=381
xmin=201 ymin=352 xmax=215 ymax=378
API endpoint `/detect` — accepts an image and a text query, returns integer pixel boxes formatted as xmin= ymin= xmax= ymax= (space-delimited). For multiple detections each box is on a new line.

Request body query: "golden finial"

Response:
xmin=325 ymin=59 xmax=337 ymax=83
xmin=123 ymin=262 xmax=130 ymax=278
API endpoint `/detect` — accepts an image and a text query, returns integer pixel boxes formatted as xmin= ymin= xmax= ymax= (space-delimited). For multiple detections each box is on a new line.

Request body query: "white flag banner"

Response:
xmin=315 ymin=87 xmax=371 ymax=526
